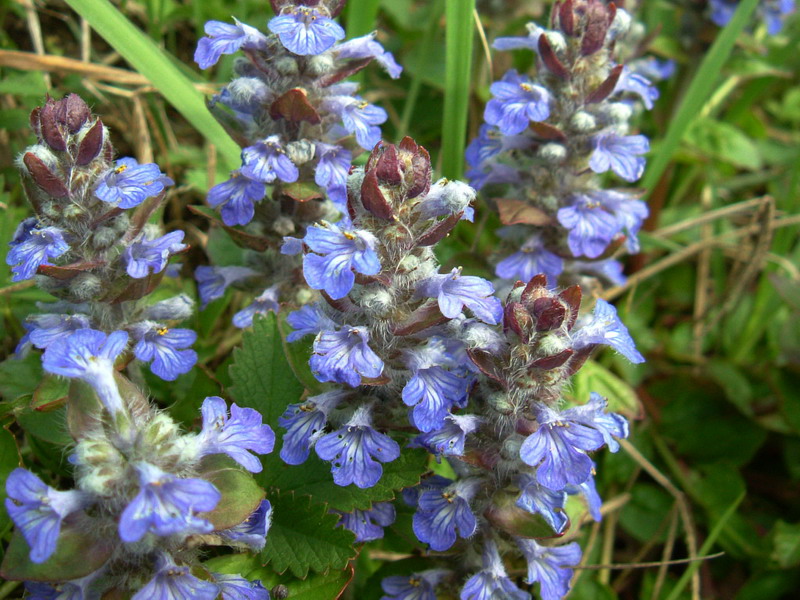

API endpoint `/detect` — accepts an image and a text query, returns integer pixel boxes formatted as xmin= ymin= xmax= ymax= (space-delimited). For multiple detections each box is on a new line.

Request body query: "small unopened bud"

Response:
xmin=69 ymin=273 xmax=102 ymax=301
xmin=91 ymin=226 xmax=120 ymax=250
xmin=358 ymin=288 xmax=394 ymax=316
xmin=143 ymin=413 xmax=180 ymax=449
xmin=307 ymin=54 xmax=335 ymax=76
xmin=605 ymin=102 xmax=633 ymax=124
xmin=501 ymin=436 xmax=523 ymax=459
xmin=146 ymin=294 xmax=195 ymax=321
xmin=227 ymin=77 xmax=270 ymax=106
xmin=285 ymin=140 xmax=316 ymax=165
xmin=295 ymin=287 xmax=314 ymax=305
xmin=537 ymin=331 xmax=570 ymax=355
xmin=571 ymin=110 xmax=597 ymax=132
xmin=544 ymin=31 xmax=567 ymax=53
xmin=274 ymin=56 xmax=300 ymax=75
xmin=272 ymin=216 xmax=296 ymax=236
xmin=609 ymin=8 xmax=633 ymax=38
xmin=398 ymin=254 xmax=421 ymax=273
xmin=537 ymin=143 xmax=567 ymax=162
xmin=63 ymin=204 xmax=85 ymax=220
xmin=488 ymin=392 xmax=515 ymax=416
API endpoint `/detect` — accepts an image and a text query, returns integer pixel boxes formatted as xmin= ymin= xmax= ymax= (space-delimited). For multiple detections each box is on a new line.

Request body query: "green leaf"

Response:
xmin=261 ymin=448 xmax=428 ymax=512
xmin=63 ymin=0 xmax=240 ymax=169
xmin=198 ymin=456 xmax=265 ymax=531
xmin=30 ymin=375 xmax=70 ymax=411
xmin=16 ymin=406 xmax=72 ymax=447
xmin=441 ymin=0 xmax=476 ymax=179
xmin=641 ymin=0 xmax=760 ymax=191
xmin=230 ymin=313 xmax=306 ymax=427
xmin=277 ymin=316 xmax=328 ymax=395
xmin=685 ymin=118 xmax=762 ymax=170
xmin=0 ymin=353 xmax=43 ymax=402
xmin=0 ymin=525 xmax=112 ymax=583
xmin=568 ymin=360 xmax=643 ymax=419
xmin=771 ymin=521 xmax=800 ymax=568
xmin=260 ymin=490 xmax=357 ymax=578
xmin=205 ymin=553 xmax=354 ymax=599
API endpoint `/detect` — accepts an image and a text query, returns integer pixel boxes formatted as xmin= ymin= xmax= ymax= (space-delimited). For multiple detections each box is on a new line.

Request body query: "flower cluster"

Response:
xmin=280 ymin=137 xmax=645 ymax=598
xmin=193 ymin=0 xmax=401 ymax=318
xmin=709 ymin=0 xmax=795 ymax=34
xmin=8 ymin=94 xmax=198 ymax=381
xmin=2 ymin=329 xmax=274 ymax=598
xmin=280 ymin=138 xmax=483 ymax=493
xmin=466 ymin=0 xmax=668 ymax=292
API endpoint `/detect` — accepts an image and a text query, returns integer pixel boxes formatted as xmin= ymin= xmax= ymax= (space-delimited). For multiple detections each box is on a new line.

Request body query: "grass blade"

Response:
xmin=345 ymin=0 xmax=381 ymax=39
xmin=642 ymin=0 xmax=759 ymax=193
xmin=441 ymin=0 xmax=476 ymax=179
xmin=664 ymin=492 xmax=745 ymax=600
xmin=64 ymin=0 xmax=241 ymax=169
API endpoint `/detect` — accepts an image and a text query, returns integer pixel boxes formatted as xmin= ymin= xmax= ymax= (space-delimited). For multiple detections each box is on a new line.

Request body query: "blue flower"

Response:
xmin=519 ymin=405 xmax=606 ymax=490
xmin=194 ymin=19 xmax=267 ymax=69
xmin=495 ymin=236 xmax=564 ymax=283
xmin=557 ymin=193 xmax=621 ymax=259
xmin=94 ymin=157 xmax=173 ymax=209
xmin=566 ymin=473 xmax=602 ymax=522
xmin=286 ymin=303 xmax=337 ymax=342
xmin=131 ymin=323 xmax=197 ymax=381
xmin=589 ymin=134 xmax=649 ymax=182
xmin=562 ymin=392 xmax=629 ymax=452
xmin=281 ymin=236 xmax=304 ymax=256
xmin=516 ymin=473 xmax=569 ymax=534
xmin=124 ymin=231 xmax=186 ymax=279
xmin=761 ymin=0 xmax=796 ymax=35
xmin=416 ymin=267 xmax=503 ymax=324
xmin=241 ymin=136 xmax=299 ymax=183
xmin=26 ymin=312 xmax=92 ymax=349
xmin=4 ymin=468 xmax=86 ymax=563
xmin=336 ymin=502 xmax=396 ymax=542
xmin=303 ymin=221 xmax=380 ymax=299
xmin=412 ymin=479 xmax=478 ymax=551
xmin=414 ymin=179 xmax=476 ymax=222
xmin=268 ymin=7 xmax=345 ymax=56
xmin=460 ymin=539 xmax=530 ymax=600
xmin=569 ymin=259 xmax=627 ymax=286
xmin=326 ymin=97 xmax=387 ymax=150
xmin=6 ymin=226 xmax=69 ymax=282
xmin=279 ymin=391 xmax=347 ymax=465
xmin=195 ymin=266 xmax=257 ymax=308
xmin=119 ymin=462 xmax=220 ymax=542
xmin=310 ymin=326 xmax=384 ymax=387
xmin=214 ymin=573 xmax=270 ymax=600
xmin=208 ymin=172 xmax=267 ymax=227
xmin=315 ymin=143 xmax=352 ymax=205
xmin=132 ymin=555 xmax=220 ymax=600
xmin=403 ymin=360 xmax=472 ymax=432
xmin=196 ymin=396 xmax=275 ymax=472
xmin=221 ymin=499 xmax=273 ymax=552
xmin=572 ymin=298 xmax=645 ymax=363
xmin=412 ymin=414 xmax=481 ymax=459
xmin=614 ymin=66 xmax=659 ymax=110
xmin=335 ymin=32 xmax=403 ymax=78
xmin=401 ymin=475 xmax=451 ymax=508
xmin=630 ymin=57 xmax=676 ymax=81
xmin=24 ymin=578 xmax=91 ymax=600
xmin=42 ymin=329 xmax=128 ymax=415
xmin=233 ymin=286 xmax=280 ymax=329
xmin=315 ymin=407 xmax=400 ymax=488
xmin=492 ymin=24 xmax=544 ymax=52
xmin=466 ymin=162 xmax=520 ymax=191
xmin=600 ymin=190 xmax=649 ymax=253
xmin=381 ymin=569 xmax=448 ymax=600
xmin=517 ymin=539 xmax=582 ymax=600
xmin=484 ymin=69 xmax=551 ymax=135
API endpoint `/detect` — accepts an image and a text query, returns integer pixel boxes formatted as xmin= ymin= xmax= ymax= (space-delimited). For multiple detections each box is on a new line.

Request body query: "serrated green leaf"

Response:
xmin=198 ymin=456 xmax=265 ymax=531
xmin=568 ymin=361 xmax=642 ymax=419
xmin=16 ymin=405 xmax=72 ymax=447
xmin=0 ymin=525 xmax=112 ymax=582
xmin=260 ymin=490 xmax=357 ymax=578
xmin=230 ymin=314 xmax=306 ymax=427
xmin=262 ymin=449 xmax=428 ymax=512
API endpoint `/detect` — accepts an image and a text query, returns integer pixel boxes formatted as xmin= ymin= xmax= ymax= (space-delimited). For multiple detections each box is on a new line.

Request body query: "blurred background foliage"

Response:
xmin=1 ymin=0 xmax=800 ymax=598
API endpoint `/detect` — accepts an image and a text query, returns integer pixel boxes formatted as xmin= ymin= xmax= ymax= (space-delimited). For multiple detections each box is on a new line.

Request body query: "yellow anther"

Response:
xmin=115 ymin=164 xmax=128 ymax=174
xmin=156 ymin=327 xmax=169 ymax=336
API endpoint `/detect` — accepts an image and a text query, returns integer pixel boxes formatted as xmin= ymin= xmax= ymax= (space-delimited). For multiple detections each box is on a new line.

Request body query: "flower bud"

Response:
xmin=605 ymin=102 xmax=633 ymax=124
xmin=146 ymin=294 xmax=195 ymax=321
xmin=571 ymin=110 xmax=597 ymax=132
xmin=69 ymin=273 xmax=102 ymax=301
xmin=275 ymin=56 xmax=300 ymax=75
xmin=286 ymin=140 xmax=316 ymax=165
xmin=537 ymin=143 xmax=567 ymax=162
xmin=307 ymin=53 xmax=336 ymax=76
